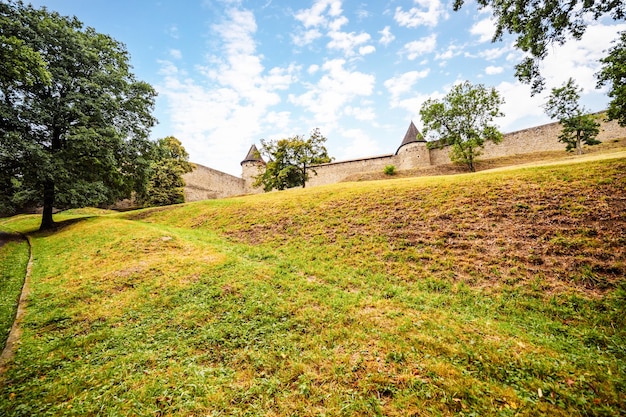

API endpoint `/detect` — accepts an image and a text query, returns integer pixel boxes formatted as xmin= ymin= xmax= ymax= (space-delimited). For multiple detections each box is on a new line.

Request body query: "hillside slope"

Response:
xmin=0 ymin=156 xmax=624 ymax=416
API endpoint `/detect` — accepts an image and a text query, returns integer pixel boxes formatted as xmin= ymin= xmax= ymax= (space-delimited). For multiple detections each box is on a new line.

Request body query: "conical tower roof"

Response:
xmin=396 ymin=121 xmax=425 ymax=154
xmin=241 ymin=144 xmax=265 ymax=165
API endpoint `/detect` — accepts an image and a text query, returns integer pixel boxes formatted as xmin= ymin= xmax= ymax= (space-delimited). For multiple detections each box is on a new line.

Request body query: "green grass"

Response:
xmin=0 ymin=158 xmax=625 ymax=416
xmin=0 ymin=230 xmax=29 ymax=352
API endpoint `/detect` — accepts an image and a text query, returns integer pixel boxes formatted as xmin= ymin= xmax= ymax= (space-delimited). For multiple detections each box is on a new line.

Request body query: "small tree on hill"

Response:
xmin=544 ymin=78 xmax=600 ymax=155
xmin=420 ymin=81 xmax=505 ymax=172
xmin=255 ymin=128 xmax=332 ymax=191
xmin=140 ymin=136 xmax=194 ymax=207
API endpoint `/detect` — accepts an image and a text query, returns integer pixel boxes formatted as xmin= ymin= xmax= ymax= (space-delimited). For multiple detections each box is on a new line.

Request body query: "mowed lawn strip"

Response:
xmin=0 ymin=157 xmax=624 ymax=416
xmin=0 ymin=229 xmax=29 ymax=353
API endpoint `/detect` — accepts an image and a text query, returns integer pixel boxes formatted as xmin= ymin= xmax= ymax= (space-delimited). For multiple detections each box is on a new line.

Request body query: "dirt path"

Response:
xmin=0 ymin=233 xmax=32 ymax=375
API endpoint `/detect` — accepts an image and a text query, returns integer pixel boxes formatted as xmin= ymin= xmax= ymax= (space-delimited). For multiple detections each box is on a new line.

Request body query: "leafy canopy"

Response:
xmin=597 ymin=32 xmax=626 ymax=127
xmin=544 ymin=78 xmax=601 ymax=154
xmin=0 ymin=1 xmax=157 ymax=228
xmin=420 ymin=81 xmax=504 ymax=172
xmin=254 ymin=128 xmax=332 ymax=191
xmin=140 ymin=136 xmax=194 ymax=207
xmin=453 ymin=0 xmax=625 ymax=94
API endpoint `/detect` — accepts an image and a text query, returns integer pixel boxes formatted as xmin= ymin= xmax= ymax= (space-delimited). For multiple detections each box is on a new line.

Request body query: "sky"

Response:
xmin=28 ymin=0 xmax=625 ymax=176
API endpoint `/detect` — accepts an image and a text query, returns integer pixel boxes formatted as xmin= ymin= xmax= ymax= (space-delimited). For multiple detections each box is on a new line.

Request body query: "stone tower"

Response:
xmin=241 ymin=144 xmax=265 ymax=194
xmin=395 ymin=121 xmax=430 ymax=170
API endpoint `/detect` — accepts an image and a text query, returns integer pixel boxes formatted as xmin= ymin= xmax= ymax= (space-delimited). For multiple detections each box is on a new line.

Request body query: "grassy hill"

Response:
xmin=0 ymin=154 xmax=625 ymax=416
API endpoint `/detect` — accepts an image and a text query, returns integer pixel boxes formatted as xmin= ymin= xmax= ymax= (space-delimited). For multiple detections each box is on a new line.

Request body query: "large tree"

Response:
xmin=420 ymin=81 xmax=504 ymax=172
xmin=140 ymin=136 xmax=194 ymax=207
xmin=452 ymin=0 xmax=625 ymax=94
xmin=0 ymin=1 xmax=157 ymax=229
xmin=544 ymin=78 xmax=601 ymax=155
xmin=597 ymin=32 xmax=626 ymax=127
xmin=254 ymin=128 xmax=332 ymax=191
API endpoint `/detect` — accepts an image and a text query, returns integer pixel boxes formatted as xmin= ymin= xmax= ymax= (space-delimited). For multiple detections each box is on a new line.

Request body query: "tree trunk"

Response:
xmin=40 ymin=180 xmax=55 ymax=230
xmin=576 ymin=131 xmax=583 ymax=155
xmin=467 ymin=149 xmax=475 ymax=172
xmin=40 ymin=125 xmax=62 ymax=231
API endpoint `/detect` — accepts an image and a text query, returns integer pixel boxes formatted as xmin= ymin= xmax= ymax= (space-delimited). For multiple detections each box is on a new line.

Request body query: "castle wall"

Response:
xmin=421 ymin=116 xmax=626 ymax=166
xmin=184 ymin=116 xmax=626 ymax=202
xmin=183 ymin=164 xmax=245 ymax=202
xmin=305 ymin=154 xmax=397 ymax=187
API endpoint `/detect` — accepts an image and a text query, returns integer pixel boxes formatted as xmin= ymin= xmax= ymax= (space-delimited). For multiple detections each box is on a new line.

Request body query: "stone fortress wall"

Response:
xmin=184 ymin=116 xmax=626 ymax=201
xmin=183 ymin=163 xmax=245 ymax=202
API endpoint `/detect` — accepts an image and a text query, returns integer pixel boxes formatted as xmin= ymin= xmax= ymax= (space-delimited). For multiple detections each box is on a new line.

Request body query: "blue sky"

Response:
xmin=29 ymin=0 xmax=625 ymax=176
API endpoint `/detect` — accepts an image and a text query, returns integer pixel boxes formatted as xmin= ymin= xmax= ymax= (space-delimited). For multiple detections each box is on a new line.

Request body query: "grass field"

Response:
xmin=0 ymin=156 xmax=624 ymax=416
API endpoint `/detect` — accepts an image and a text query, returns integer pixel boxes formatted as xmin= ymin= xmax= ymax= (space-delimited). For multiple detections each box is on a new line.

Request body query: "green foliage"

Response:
xmin=0 ymin=34 xmax=51 ymax=88
xmin=383 ymin=165 xmax=396 ymax=175
xmin=0 ymin=1 xmax=157 ymax=230
xmin=544 ymin=78 xmax=601 ymax=154
xmin=420 ymin=81 xmax=504 ymax=172
xmin=597 ymin=31 xmax=626 ymax=126
xmin=453 ymin=0 xmax=625 ymax=94
xmin=254 ymin=128 xmax=332 ymax=191
xmin=140 ymin=136 xmax=193 ymax=207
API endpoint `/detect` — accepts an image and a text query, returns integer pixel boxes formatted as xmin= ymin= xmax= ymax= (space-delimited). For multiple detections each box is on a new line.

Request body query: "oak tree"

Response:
xmin=254 ymin=128 xmax=332 ymax=191
xmin=597 ymin=32 xmax=626 ymax=127
xmin=453 ymin=0 xmax=625 ymax=95
xmin=140 ymin=136 xmax=194 ymax=207
xmin=420 ymin=81 xmax=504 ymax=172
xmin=0 ymin=1 xmax=157 ymax=229
xmin=544 ymin=78 xmax=601 ymax=154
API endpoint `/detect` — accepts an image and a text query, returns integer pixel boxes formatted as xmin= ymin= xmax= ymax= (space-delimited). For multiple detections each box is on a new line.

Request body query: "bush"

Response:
xmin=384 ymin=165 xmax=396 ymax=175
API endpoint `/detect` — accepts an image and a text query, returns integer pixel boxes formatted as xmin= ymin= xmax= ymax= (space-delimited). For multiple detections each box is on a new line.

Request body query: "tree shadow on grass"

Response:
xmin=0 ymin=233 xmax=26 ymax=249
xmin=35 ymin=217 xmax=94 ymax=237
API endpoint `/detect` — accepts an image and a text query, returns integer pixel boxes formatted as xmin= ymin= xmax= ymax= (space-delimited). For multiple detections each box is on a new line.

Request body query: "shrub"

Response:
xmin=384 ymin=165 xmax=396 ymax=175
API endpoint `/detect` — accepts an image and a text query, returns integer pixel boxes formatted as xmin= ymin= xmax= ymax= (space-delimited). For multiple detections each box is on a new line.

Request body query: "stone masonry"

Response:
xmin=184 ymin=116 xmax=626 ymax=201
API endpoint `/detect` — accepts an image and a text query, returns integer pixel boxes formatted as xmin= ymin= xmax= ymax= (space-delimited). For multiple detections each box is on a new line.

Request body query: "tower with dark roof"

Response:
xmin=241 ymin=144 xmax=265 ymax=193
xmin=395 ymin=121 xmax=430 ymax=169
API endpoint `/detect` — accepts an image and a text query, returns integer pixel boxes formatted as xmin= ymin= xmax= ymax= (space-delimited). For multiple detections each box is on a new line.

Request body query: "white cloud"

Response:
xmin=394 ymin=0 xmax=447 ymax=28
xmin=169 ymin=49 xmax=182 ymax=60
xmin=359 ymin=45 xmax=376 ymax=55
xmin=485 ymin=65 xmax=503 ymax=75
xmin=328 ymin=15 xmax=348 ymax=31
xmin=335 ymin=128 xmax=383 ymax=160
xmin=289 ymin=59 xmax=375 ymax=126
xmin=540 ymin=22 xmax=626 ymax=95
xmin=378 ymin=26 xmax=395 ymax=46
xmin=400 ymin=34 xmax=437 ymax=60
xmin=470 ymin=16 xmax=497 ymax=43
xmin=293 ymin=0 xmax=374 ymax=57
xmin=495 ymin=81 xmax=548 ymax=132
xmin=435 ymin=43 xmax=463 ymax=61
xmin=475 ymin=46 xmax=510 ymax=60
xmin=292 ymin=29 xmax=323 ymax=47
xmin=308 ymin=64 xmax=320 ymax=74
xmin=294 ymin=0 xmax=341 ymax=28
xmin=157 ymin=7 xmax=299 ymax=176
xmin=345 ymin=105 xmax=376 ymax=121
xmin=327 ymin=30 xmax=372 ymax=56
xmin=384 ymin=70 xmax=430 ymax=101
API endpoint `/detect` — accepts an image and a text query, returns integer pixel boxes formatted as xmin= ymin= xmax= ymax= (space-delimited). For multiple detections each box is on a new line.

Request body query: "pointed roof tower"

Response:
xmin=396 ymin=121 xmax=425 ymax=154
xmin=241 ymin=144 xmax=265 ymax=165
